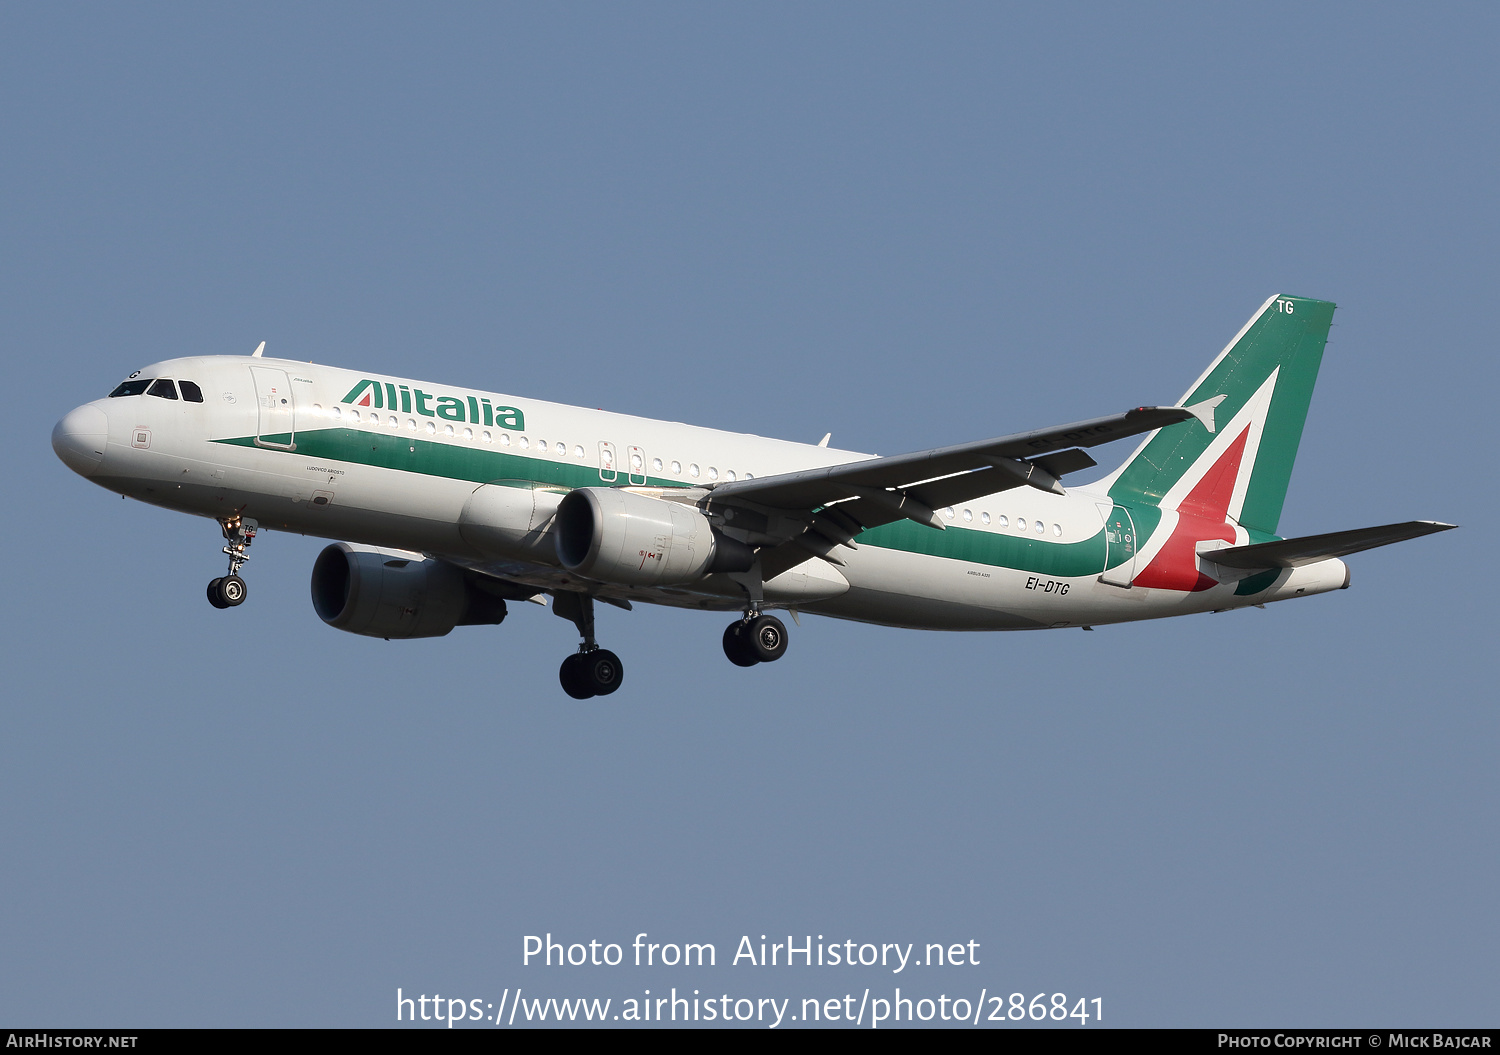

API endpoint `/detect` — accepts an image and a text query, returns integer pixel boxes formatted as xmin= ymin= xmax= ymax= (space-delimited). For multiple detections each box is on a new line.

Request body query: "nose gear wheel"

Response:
xmin=207 ymin=575 xmax=247 ymax=608
xmin=206 ymin=517 xmax=258 ymax=609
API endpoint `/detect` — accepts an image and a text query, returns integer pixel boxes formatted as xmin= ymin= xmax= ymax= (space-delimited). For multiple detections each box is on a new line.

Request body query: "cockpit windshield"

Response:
xmin=109 ymin=377 xmax=205 ymax=400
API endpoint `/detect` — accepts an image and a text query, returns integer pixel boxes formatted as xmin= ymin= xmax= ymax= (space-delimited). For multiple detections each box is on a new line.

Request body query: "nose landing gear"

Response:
xmin=553 ymin=591 xmax=624 ymax=699
xmin=206 ymin=516 xmax=257 ymax=609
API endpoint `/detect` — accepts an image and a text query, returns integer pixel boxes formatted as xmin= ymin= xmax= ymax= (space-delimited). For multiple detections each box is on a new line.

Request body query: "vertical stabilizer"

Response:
xmin=1101 ymin=294 xmax=1335 ymax=537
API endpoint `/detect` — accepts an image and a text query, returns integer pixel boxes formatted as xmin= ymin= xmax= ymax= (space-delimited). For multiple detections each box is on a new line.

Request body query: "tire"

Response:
xmin=583 ymin=649 xmax=623 ymax=696
xmin=747 ymin=614 xmax=788 ymax=663
xmin=207 ymin=577 xmax=229 ymax=609
xmin=559 ymin=653 xmax=594 ymax=699
xmin=219 ymin=574 xmax=248 ymax=606
xmin=722 ymin=621 xmax=759 ymax=667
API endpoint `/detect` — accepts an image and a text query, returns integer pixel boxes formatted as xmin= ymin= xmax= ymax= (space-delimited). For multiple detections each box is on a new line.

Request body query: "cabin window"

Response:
xmin=147 ymin=379 xmax=178 ymax=400
xmin=109 ymin=379 xmax=153 ymax=397
xmin=1034 ymin=520 xmax=1046 ymax=535
xmin=981 ymin=512 xmax=991 ymax=525
xmin=688 ymin=463 xmax=699 ymax=478
xmin=1053 ymin=523 xmax=1063 ymax=537
xmin=1016 ymin=517 xmax=1027 ymax=531
xmin=179 ymin=380 xmax=204 ymax=402
xmin=707 ymin=466 xmax=718 ymax=481
xmin=671 ymin=460 xmax=682 ymax=475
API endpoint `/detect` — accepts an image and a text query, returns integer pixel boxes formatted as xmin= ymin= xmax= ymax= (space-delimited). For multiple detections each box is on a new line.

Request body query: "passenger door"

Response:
xmin=250 ymin=366 xmax=296 ymax=450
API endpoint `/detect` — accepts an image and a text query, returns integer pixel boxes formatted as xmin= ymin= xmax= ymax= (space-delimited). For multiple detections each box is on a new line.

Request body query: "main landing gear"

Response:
xmin=207 ymin=516 xmax=257 ymax=609
xmin=722 ymin=612 xmax=789 ymax=667
xmin=552 ymin=591 xmax=623 ymax=700
xmin=721 ymin=562 xmax=790 ymax=668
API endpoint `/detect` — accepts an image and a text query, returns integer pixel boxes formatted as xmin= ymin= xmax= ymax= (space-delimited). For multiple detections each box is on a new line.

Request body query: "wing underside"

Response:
xmin=702 ymin=406 xmax=1195 ymax=578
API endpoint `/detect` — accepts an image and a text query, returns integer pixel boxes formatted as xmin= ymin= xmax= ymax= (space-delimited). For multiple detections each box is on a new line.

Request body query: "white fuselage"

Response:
xmin=53 ymin=354 xmax=1347 ymax=633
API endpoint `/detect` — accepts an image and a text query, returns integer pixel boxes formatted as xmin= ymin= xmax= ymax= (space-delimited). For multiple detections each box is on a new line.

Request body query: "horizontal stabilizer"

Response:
xmin=1206 ymin=520 xmax=1457 ymax=570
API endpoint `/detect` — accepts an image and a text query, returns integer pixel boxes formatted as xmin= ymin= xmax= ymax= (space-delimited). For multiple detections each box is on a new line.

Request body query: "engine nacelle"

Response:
xmin=554 ymin=487 xmax=755 ymax=586
xmin=458 ymin=482 xmax=564 ymax=562
xmin=311 ymin=543 xmax=507 ymax=639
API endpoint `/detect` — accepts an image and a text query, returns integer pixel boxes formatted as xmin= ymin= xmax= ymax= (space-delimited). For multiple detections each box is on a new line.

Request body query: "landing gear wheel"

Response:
xmin=581 ymin=649 xmax=623 ymax=696
xmin=207 ymin=577 xmax=229 ymax=609
xmin=747 ymin=614 xmax=788 ymax=662
xmin=218 ymin=574 xmax=248 ymax=607
xmin=559 ymin=653 xmax=593 ymax=699
xmin=722 ymin=621 xmax=760 ymax=667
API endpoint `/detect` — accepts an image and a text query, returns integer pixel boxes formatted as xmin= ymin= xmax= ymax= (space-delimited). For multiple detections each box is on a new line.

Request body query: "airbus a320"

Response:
xmin=52 ymin=295 xmax=1453 ymax=698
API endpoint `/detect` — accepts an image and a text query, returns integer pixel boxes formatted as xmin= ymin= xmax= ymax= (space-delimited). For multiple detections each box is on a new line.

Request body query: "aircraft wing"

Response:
xmin=702 ymin=406 xmax=1195 ymax=577
xmin=1205 ymin=521 xmax=1457 ymax=570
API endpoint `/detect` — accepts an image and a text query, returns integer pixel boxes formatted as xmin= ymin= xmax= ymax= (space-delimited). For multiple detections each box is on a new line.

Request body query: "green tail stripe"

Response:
xmin=1108 ymin=295 xmax=1335 ymax=536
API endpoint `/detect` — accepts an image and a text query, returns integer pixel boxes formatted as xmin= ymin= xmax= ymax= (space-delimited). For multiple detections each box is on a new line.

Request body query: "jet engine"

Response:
xmin=554 ymin=487 xmax=755 ymax=586
xmin=310 ymin=543 xmax=507 ymax=639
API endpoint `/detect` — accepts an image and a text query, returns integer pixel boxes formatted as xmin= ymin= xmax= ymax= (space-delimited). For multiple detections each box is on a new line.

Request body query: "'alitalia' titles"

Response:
xmin=341 ymin=379 xmax=524 ymax=430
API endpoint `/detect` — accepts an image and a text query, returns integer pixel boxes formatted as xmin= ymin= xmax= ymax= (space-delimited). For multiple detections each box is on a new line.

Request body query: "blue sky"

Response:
xmin=2 ymin=4 xmax=1494 ymax=1027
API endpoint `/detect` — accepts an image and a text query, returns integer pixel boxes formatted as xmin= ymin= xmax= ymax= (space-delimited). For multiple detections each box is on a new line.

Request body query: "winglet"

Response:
xmin=251 ymin=341 xmax=266 ymax=358
xmin=1183 ymin=394 xmax=1227 ymax=433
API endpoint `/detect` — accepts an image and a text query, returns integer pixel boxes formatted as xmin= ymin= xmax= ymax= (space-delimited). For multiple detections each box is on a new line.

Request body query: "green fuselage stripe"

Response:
xmin=218 ymin=429 xmax=1166 ymax=580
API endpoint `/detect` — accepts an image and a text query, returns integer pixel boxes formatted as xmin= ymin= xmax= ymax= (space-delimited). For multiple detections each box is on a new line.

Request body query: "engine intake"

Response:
xmin=311 ymin=543 xmax=507 ymax=639
xmin=554 ymin=488 xmax=754 ymax=586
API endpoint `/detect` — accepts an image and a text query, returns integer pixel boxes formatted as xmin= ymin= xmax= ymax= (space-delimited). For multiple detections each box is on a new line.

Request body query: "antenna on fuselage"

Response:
xmin=251 ymin=341 xmax=265 ymax=358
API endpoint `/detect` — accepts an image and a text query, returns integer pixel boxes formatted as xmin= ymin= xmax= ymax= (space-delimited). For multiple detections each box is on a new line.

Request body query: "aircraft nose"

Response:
xmin=52 ymin=403 xmax=108 ymax=477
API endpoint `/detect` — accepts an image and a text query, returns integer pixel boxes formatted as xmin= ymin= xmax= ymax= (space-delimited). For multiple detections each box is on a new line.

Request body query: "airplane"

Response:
xmin=52 ymin=294 xmax=1453 ymax=698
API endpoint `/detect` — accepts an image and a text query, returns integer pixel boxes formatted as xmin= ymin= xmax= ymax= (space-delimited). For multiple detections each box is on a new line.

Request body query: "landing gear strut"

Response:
xmin=552 ymin=591 xmax=623 ymax=699
xmin=721 ymin=562 xmax=790 ymax=667
xmin=207 ymin=516 xmax=257 ymax=609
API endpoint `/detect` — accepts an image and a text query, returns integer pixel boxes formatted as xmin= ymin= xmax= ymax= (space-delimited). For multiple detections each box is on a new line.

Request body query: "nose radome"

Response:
xmin=52 ymin=403 xmax=108 ymax=477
